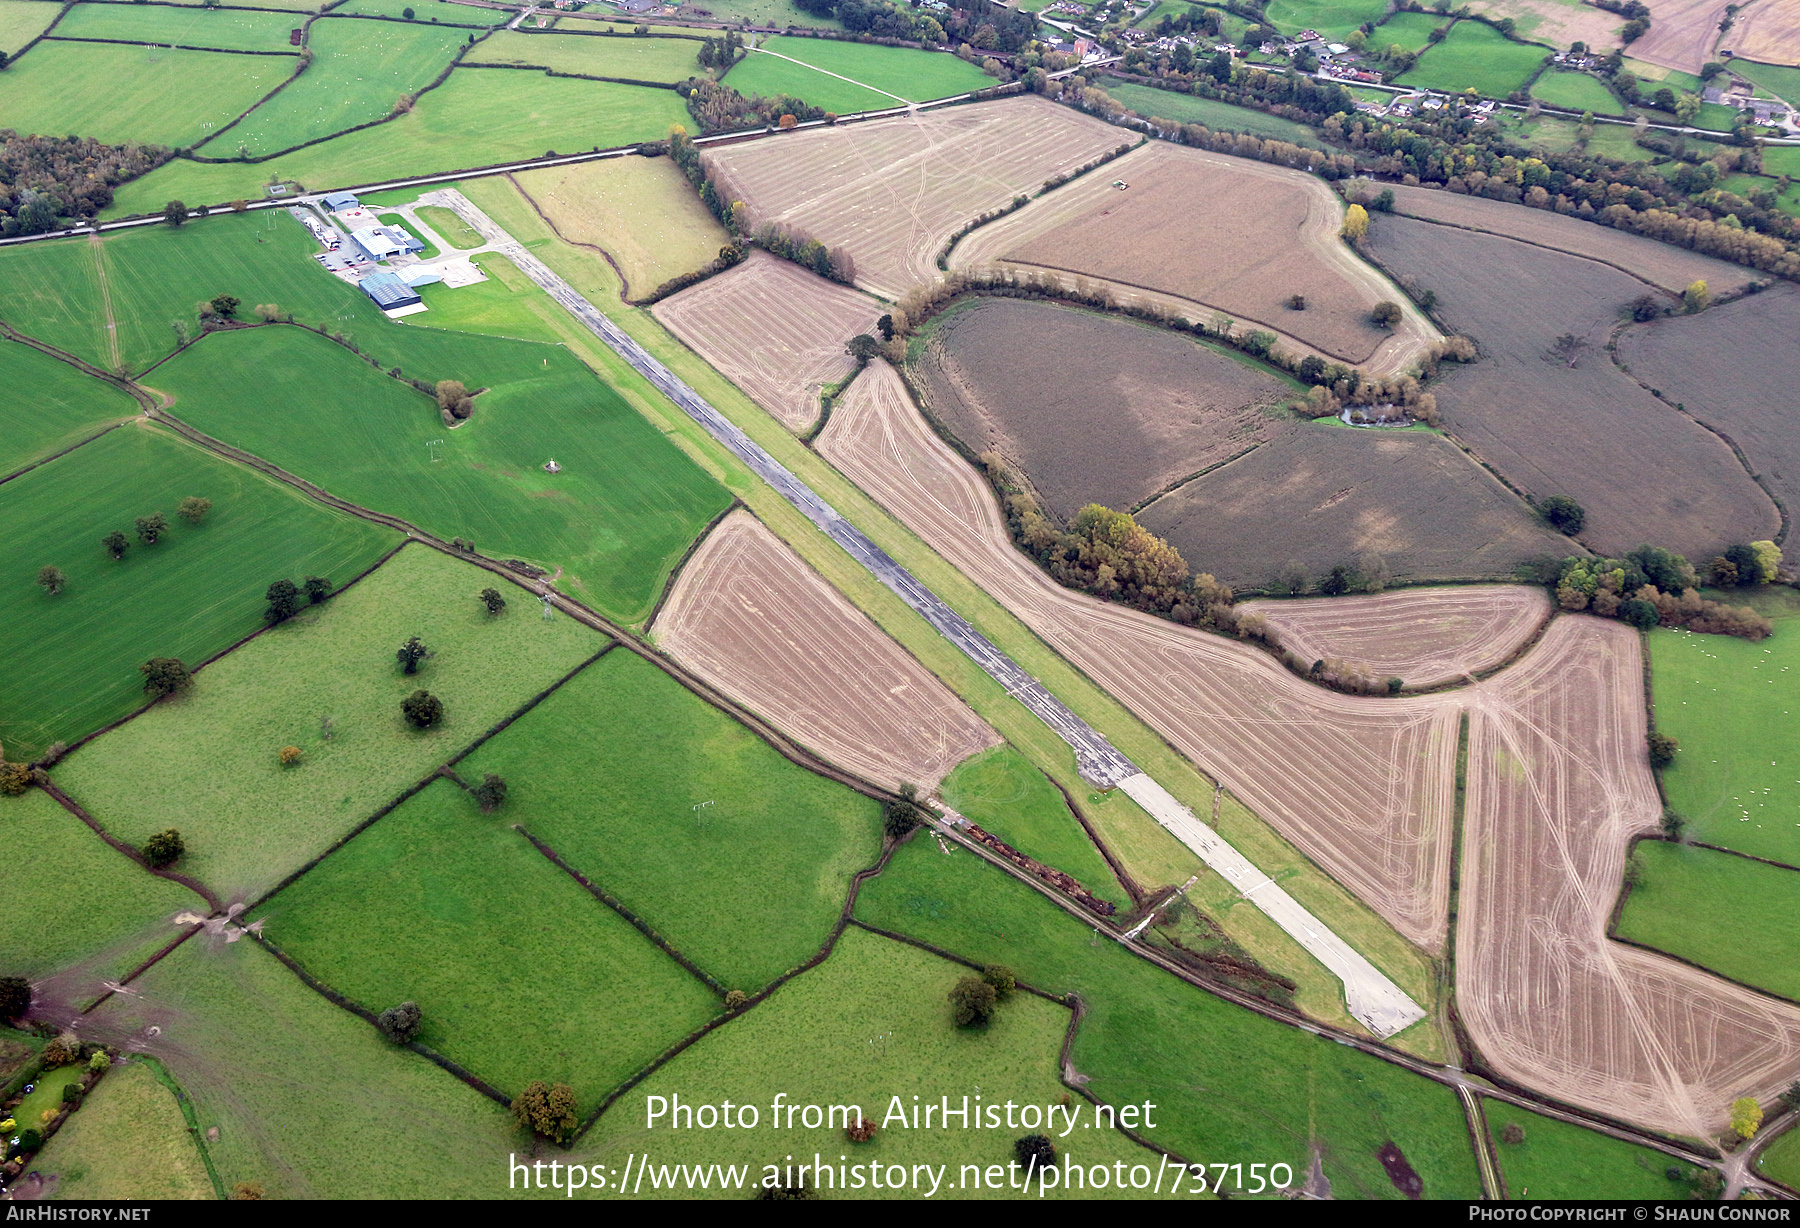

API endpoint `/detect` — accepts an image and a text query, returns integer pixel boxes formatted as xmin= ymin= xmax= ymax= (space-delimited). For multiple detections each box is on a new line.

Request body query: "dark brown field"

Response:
xmin=912 ymin=298 xmax=1297 ymax=518
xmin=1137 ymin=423 xmax=1571 ymax=590
xmin=1616 ymin=283 xmax=1800 ymax=537
xmin=1363 ymin=216 xmax=1777 ymax=561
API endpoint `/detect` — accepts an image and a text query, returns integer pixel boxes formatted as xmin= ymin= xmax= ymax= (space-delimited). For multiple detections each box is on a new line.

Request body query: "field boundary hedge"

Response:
xmin=459 ymin=60 xmax=679 ymax=89
xmin=42 ymin=35 xmax=301 ymax=57
xmin=934 ymin=137 xmax=1139 ymax=272
xmin=36 ymin=778 xmax=224 ymax=913
xmin=4 ymin=0 xmax=75 ymax=66
xmin=135 ymin=1054 xmax=228 ymax=1201
xmin=1047 ymin=773 xmax=1144 ymax=905
xmin=257 ymin=935 xmax=513 ymax=1106
xmin=643 ymin=498 xmax=742 ymax=628
xmin=0 ymin=419 xmax=133 ymax=488
xmin=515 ymin=826 xmax=730 ymax=996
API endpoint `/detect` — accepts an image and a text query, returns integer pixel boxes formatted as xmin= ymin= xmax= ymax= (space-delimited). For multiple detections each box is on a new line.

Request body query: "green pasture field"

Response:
xmin=1530 ymin=69 xmax=1620 ymax=113
xmin=1264 ymin=0 xmax=1387 ymax=41
xmin=0 ymin=0 xmax=63 ymax=51
xmin=1398 ymin=20 xmax=1549 ymax=98
xmin=256 ymin=778 xmax=720 ymax=1104
xmin=1732 ymin=59 xmax=1800 ymax=102
xmin=107 ymin=71 xmax=690 ymax=217
xmin=54 ymin=3 xmax=303 ymax=50
xmin=1649 ymin=620 xmax=1800 ymax=864
xmin=217 ymin=17 xmax=470 ymax=156
xmin=474 ymin=28 xmax=702 ymax=80
xmin=1102 ymin=81 xmax=1323 ymax=145
xmin=152 ymin=324 xmax=731 ymax=618
xmin=411 ymin=253 xmax=567 ymax=341
xmin=455 ymin=650 xmax=883 ymax=992
xmin=51 ymin=544 xmax=603 ymax=899
xmin=724 ymin=47 xmax=893 ymax=111
xmin=1485 ymin=1100 xmax=1701 ymax=1199
xmin=940 ymin=744 xmax=1129 ymax=910
xmin=0 ymin=788 xmax=203 ymax=983
xmin=0 ymin=213 xmax=387 ymax=377
xmin=0 ymin=341 xmax=138 ymax=476
xmin=1693 ymin=101 xmax=1749 ymax=131
xmin=1511 ymin=113 xmax=1657 ymax=161
xmin=1760 ymin=1127 xmax=1800 ymax=1190
xmin=750 ymin=34 xmax=990 ymax=101
xmin=1720 ymin=172 xmax=1800 ymax=218
xmin=417 ymin=203 xmax=484 ymax=248
xmin=1374 ymin=11 xmax=1448 ymax=52
xmin=0 ymin=424 xmax=396 ymax=759
xmin=31 ymin=1060 xmax=215 ymax=1200
xmin=856 ymin=838 xmax=1481 ymax=1198
xmin=333 ymin=0 xmax=505 ymax=21
xmin=0 ymin=42 xmax=285 ymax=147
xmin=1763 ymin=146 xmax=1800 ymax=179
xmin=90 ymin=939 xmax=518 ymax=1198
xmin=1615 ymin=841 xmax=1800 ymax=1000
xmin=575 ymin=925 xmax=1162 ymax=1198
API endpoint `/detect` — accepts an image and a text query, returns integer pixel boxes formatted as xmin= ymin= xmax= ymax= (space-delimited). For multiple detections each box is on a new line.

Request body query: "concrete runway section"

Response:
xmin=411 ymin=187 xmax=1425 ymax=1039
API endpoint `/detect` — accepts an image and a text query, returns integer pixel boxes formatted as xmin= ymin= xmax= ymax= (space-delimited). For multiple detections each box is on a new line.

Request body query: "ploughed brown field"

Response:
xmin=912 ymin=298 xmax=1296 ymax=518
xmin=950 ymin=141 xmax=1434 ymax=370
xmin=1631 ymin=0 xmax=1735 ymax=75
xmin=819 ymin=360 xmax=1462 ymax=953
xmin=1384 ymin=186 xmax=1752 ymax=295
xmin=1237 ymin=585 xmax=1551 ymax=690
xmin=1458 ymin=615 xmax=1800 ymax=1136
xmin=1363 ymin=215 xmax=1777 ymax=561
xmin=698 ymin=95 xmax=1125 ymax=299
xmin=1617 ymin=282 xmax=1800 ymax=531
xmin=819 ymin=361 xmax=1800 ymax=1131
xmin=1137 ymin=423 xmax=1572 ymax=591
xmin=1724 ymin=0 xmax=1800 ymax=66
xmin=652 ymin=509 xmax=998 ymax=790
xmin=653 ymin=251 xmax=882 ymax=431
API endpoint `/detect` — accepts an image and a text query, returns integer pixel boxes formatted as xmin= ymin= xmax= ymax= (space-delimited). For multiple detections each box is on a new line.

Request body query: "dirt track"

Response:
xmin=1238 ymin=586 xmax=1551 ymax=690
xmin=950 ymin=141 xmax=1440 ymax=376
xmin=817 ymin=361 xmax=1800 ymax=1132
xmin=1459 ymin=616 xmax=1800 ymax=1137
xmin=653 ymin=510 xmax=998 ymax=790
xmin=699 ymin=96 xmax=1125 ymax=300
xmin=652 ymin=252 xmax=883 ymax=431
xmin=818 ymin=361 xmax=1461 ymax=952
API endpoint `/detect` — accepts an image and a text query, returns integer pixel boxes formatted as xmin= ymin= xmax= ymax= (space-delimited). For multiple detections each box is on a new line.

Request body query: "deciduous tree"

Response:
xmin=1014 ymin=1133 xmax=1056 ymax=1170
xmin=140 ymin=657 xmax=191 ymax=698
xmin=141 ymin=828 xmax=184 ymax=868
xmin=135 ymin=513 xmax=167 ymax=545
xmin=103 ymin=530 xmax=128 ymax=560
xmin=376 ymin=1001 xmax=422 ymax=1043
xmin=473 ymin=773 xmax=508 ymax=813
xmin=1731 ymin=1097 xmax=1763 ymax=1140
xmin=0 ymin=977 xmax=30 ymax=1023
xmin=1539 ymin=495 xmax=1585 ymax=535
xmin=479 ymin=587 xmax=506 ymax=615
xmin=1369 ymin=301 xmax=1402 ymax=328
xmin=303 ymin=576 xmax=331 ymax=604
xmin=1648 ymin=732 xmax=1679 ymax=769
xmin=396 ymin=635 xmax=432 ymax=674
xmin=265 ymin=579 xmax=301 ymax=623
xmin=36 ymin=565 xmax=65 ymax=596
xmin=176 ymin=496 xmax=211 ymax=524
xmin=511 ymin=1081 xmax=578 ymax=1141
xmin=163 ymin=200 xmax=188 ymax=227
xmin=402 ymin=689 xmax=442 ymax=729
xmin=949 ymin=975 xmax=997 ymax=1027
xmin=1341 ymin=203 xmax=1369 ymax=241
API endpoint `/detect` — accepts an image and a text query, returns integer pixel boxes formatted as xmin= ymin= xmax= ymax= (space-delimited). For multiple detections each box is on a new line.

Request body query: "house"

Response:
xmin=349 ymin=224 xmax=424 ymax=261
xmin=320 ymin=191 xmax=361 ymax=212
xmin=357 ymin=269 xmax=423 ymax=314
xmin=1295 ymin=28 xmax=1322 ymax=41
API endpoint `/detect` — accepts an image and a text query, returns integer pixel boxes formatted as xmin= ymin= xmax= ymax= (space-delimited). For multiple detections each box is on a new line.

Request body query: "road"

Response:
xmin=413 ymin=185 xmax=1426 ymax=1039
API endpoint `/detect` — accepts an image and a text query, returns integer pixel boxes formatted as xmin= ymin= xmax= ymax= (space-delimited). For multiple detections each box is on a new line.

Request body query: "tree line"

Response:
xmin=1545 ymin=544 xmax=1776 ymax=639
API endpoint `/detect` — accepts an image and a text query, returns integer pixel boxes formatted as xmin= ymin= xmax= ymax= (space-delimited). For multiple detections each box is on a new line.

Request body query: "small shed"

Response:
xmin=357 ymin=269 xmax=422 ymax=312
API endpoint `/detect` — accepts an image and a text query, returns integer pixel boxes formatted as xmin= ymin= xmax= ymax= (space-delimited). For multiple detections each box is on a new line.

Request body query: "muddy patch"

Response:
xmin=1377 ymin=1141 xmax=1422 ymax=1198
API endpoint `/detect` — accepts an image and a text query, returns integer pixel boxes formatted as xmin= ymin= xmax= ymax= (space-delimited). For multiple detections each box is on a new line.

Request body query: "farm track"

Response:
xmin=950 ymin=140 xmax=1439 ymax=376
xmin=815 ymin=358 xmax=1800 ymax=1137
xmin=1238 ymin=585 xmax=1553 ymax=691
xmin=652 ymin=251 xmax=882 ymax=431
xmin=700 ymin=95 xmax=1127 ymax=300
xmin=652 ymin=509 xmax=1000 ymax=791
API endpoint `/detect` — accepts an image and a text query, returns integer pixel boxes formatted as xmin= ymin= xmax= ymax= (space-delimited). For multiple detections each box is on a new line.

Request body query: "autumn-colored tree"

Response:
xmin=511 ymin=1081 xmax=579 ymax=1141
xmin=1683 ymin=279 xmax=1710 ymax=312
xmin=1341 ymin=203 xmax=1369 ymax=241
xmin=1731 ymin=1097 xmax=1763 ymax=1140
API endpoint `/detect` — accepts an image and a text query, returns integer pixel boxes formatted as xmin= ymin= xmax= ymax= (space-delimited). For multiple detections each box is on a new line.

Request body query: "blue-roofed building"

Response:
xmin=358 ymin=269 xmax=423 ymax=313
xmin=321 ymin=191 xmax=361 ymax=211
